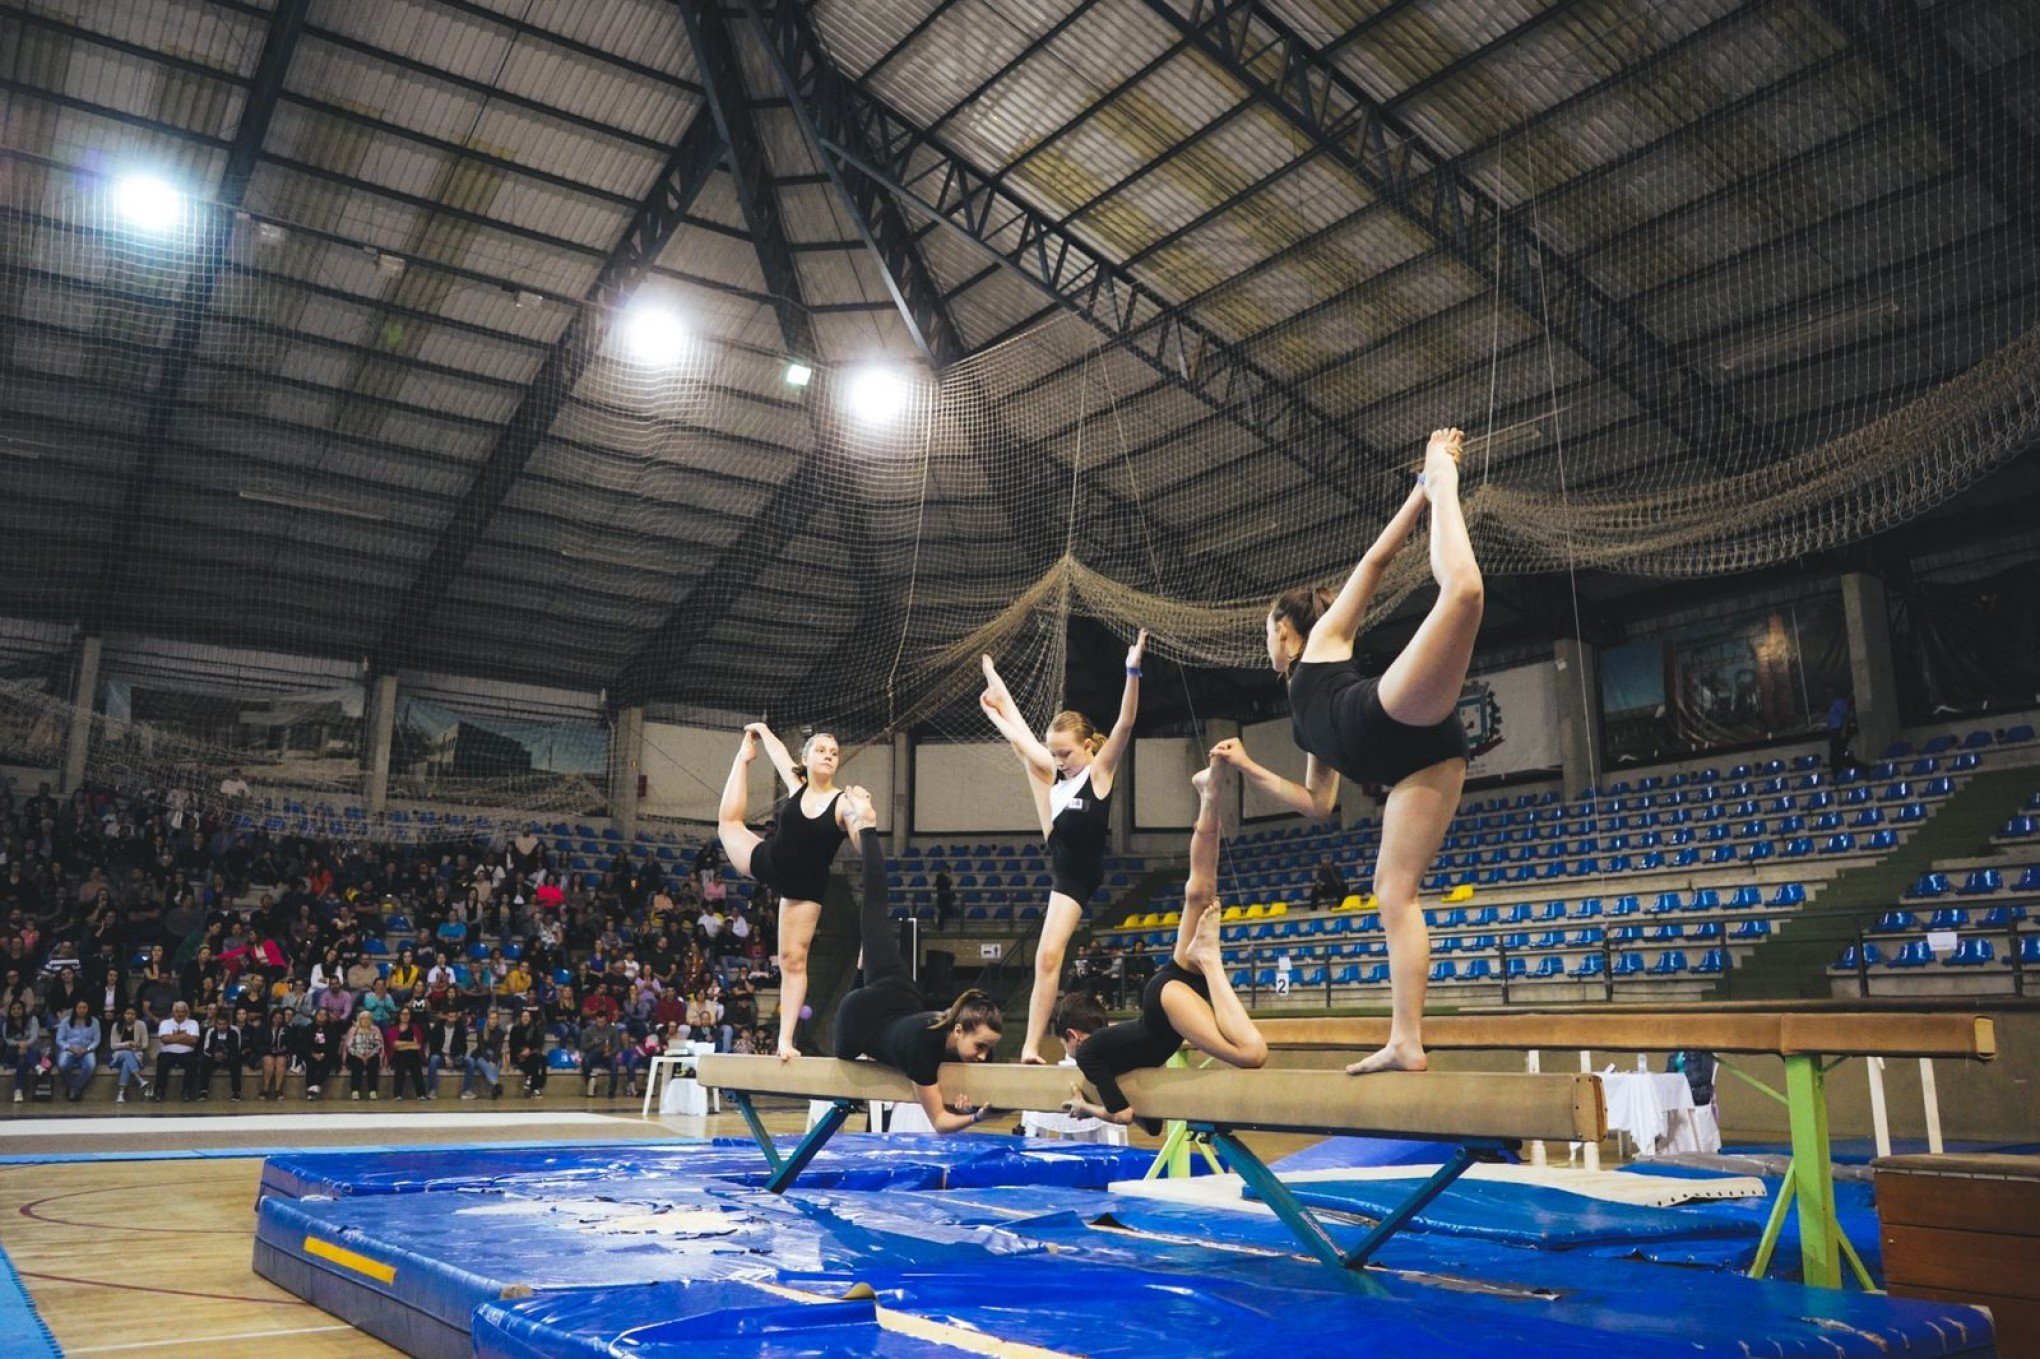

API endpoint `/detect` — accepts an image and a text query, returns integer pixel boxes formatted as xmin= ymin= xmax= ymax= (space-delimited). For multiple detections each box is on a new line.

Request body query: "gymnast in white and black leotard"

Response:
xmin=1211 ymin=428 xmax=1483 ymax=1077
xmin=716 ymin=724 xmax=864 ymax=1061
xmin=979 ymin=630 xmax=1146 ymax=1067
xmin=1060 ymin=760 xmax=1267 ymax=1131
xmin=829 ymin=789 xmax=1004 ymax=1134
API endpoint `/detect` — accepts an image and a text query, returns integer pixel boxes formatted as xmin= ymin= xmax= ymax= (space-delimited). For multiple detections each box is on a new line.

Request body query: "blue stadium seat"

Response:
xmin=1731 ymin=919 xmax=1772 ymax=940
xmin=1692 ymin=948 xmax=1727 ymax=975
xmin=2001 ymin=723 xmax=2035 ymax=744
xmin=1818 ymin=834 xmax=1854 ymax=855
xmin=1611 ymin=952 xmax=1645 ymax=977
xmin=1885 ymin=940 xmax=1932 ymax=968
xmin=1980 ymin=905 xmax=2026 ymax=928
xmin=1944 ymin=937 xmax=1995 ymax=967
xmin=1528 ymin=955 xmax=1564 ymax=978
xmin=2016 ymin=866 xmax=2040 ymax=892
xmin=1926 ymin=907 xmax=1970 ymax=929
xmin=1648 ymin=951 xmax=1687 ymax=976
xmin=1870 ymin=910 xmax=1918 ymax=934
xmin=2003 ymin=816 xmax=2038 ymax=839
xmin=1832 ymin=943 xmax=1881 ymax=970
xmin=1957 ymin=869 xmax=2003 ymax=896
xmin=1906 ymin=872 xmax=1951 ymax=899
xmin=1769 ymin=882 xmax=1806 ymax=908
xmin=2022 ymin=937 xmax=2040 ymax=967
xmin=1461 ymin=958 xmax=1495 ymax=982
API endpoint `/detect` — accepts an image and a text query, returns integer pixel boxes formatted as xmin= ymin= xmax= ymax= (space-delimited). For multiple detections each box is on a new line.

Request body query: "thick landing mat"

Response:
xmin=255 ymin=1141 xmax=1994 ymax=1359
xmin=259 ymin=1134 xmax=1153 ymax=1202
xmin=0 ymin=1237 xmax=60 ymax=1359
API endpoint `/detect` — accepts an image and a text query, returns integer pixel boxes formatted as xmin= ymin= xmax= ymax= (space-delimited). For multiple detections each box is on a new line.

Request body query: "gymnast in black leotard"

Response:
xmin=716 ymin=724 xmax=864 ymax=1061
xmin=1059 ymin=761 xmax=1266 ymax=1131
xmin=979 ymin=631 xmax=1146 ymax=1067
xmin=1210 ymin=428 xmax=1483 ymax=1078
xmin=830 ymin=789 xmax=1005 ymax=1133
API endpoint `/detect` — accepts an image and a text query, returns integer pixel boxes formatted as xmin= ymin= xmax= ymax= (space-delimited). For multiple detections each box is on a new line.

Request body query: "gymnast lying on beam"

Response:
xmin=1061 ymin=760 xmax=1268 ymax=1133
xmin=829 ymin=787 xmax=1004 ymax=1134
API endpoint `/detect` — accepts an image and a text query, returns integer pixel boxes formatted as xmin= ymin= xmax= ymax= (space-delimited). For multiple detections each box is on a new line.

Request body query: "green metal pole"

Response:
xmin=1784 ymin=1054 xmax=1841 ymax=1288
xmin=1141 ymin=1050 xmax=1197 ymax=1180
xmin=1748 ymin=1160 xmax=1796 ymax=1280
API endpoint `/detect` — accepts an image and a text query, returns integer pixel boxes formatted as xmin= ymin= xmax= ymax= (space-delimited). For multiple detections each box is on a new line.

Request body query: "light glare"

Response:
xmin=845 ymin=367 xmax=910 ymax=424
xmin=784 ymin=360 xmax=814 ymax=388
xmin=114 ymin=174 xmax=186 ymax=233
xmin=620 ymin=304 xmax=689 ymax=366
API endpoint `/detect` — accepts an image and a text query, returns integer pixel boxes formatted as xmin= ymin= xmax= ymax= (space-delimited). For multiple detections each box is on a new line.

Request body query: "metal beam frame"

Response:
xmin=369 ymin=99 xmax=726 ymax=672
xmin=85 ymin=0 xmax=312 ymax=634
xmin=1812 ymin=0 xmax=2040 ymax=243
xmin=1136 ymin=0 xmax=1763 ymax=472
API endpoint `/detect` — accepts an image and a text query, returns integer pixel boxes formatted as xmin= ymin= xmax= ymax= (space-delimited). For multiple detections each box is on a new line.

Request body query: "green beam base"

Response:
xmin=728 ymin=1090 xmax=859 ymax=1195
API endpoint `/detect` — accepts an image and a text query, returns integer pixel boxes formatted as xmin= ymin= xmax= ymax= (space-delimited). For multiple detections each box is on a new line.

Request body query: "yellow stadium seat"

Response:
xmin=1244 ymin=904 xmax=1266 ymax=920
xmin=1336 ymin=894 xmax=1363 ymax=912
xmin=1362 ymin=893 xmax=1379 ymax=912
xmin=1443 ymin=884 xmax=1474 ymax=904
xmin=1160 ymin=912 xmax=1180 ymax=926
xmin=1221 ymin=906 xmax=1243 ymax=922
xmin=1268 ymin=902 xmax=1288 ymax=916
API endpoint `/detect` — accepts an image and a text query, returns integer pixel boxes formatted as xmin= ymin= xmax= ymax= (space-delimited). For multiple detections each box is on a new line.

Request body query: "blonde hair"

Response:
xmin=793 ymin=731 xmax=838 ymax=784
xmin=1048 ymin=710 xmax=1105 ymax=756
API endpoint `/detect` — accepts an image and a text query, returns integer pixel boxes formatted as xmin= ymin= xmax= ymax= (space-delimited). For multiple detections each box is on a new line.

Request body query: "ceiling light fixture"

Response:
xmin=113 ymin=173 xmax=187 ymax=234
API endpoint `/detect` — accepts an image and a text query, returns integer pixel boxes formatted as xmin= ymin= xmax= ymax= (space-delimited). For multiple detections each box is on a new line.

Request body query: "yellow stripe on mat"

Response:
xmin=748 ymin=1280 xmax=1073 ymax=1358
xmin=302 ymin=1235 xmax=397 ymax=1284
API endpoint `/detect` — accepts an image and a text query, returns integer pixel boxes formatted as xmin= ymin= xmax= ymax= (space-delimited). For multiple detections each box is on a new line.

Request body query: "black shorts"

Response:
xmin=1340 ymin=677 xmax=1469 ymax=788
xmin=749 ymin=839 xmax=831 ymax=904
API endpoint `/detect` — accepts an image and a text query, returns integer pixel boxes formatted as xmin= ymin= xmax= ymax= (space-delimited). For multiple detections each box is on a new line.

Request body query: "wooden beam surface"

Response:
xmin=1254 ymin=1013 xmax=1996 ymax=1060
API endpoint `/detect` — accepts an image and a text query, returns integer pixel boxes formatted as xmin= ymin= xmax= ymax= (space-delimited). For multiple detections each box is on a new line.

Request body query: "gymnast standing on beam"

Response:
xmin=1060 ymin=759 xmax=1267 ymax=1132
xmin=830 ymin=787 xmax=1004 ymax=1134
xmin=717 ymin=723 xmax=864 ymax=1060
xmin=1210 ymin=427 xmax=1480 ymax=1076
xmin=979 ymin=629 xmax=1146 ymax=1066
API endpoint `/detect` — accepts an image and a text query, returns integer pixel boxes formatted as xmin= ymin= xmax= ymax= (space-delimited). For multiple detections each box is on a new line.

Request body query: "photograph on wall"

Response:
xmin=101 ymin=677 xmax=365 ymax=787
xmin=1599 ymin=594 xmax=1850 ymax=764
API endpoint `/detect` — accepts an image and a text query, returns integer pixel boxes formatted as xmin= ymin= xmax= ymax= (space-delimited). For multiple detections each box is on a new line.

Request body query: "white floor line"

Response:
xmin=0 ymin=1111 xmax=629 ymax=1137
xmin=69 ymin=1324 xmax=355 ymax=1353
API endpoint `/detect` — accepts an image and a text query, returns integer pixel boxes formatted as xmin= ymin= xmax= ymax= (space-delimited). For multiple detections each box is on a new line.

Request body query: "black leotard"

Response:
xmin=747 ymin=788 xmax=846 ymax=904
xmin=1289 ymin=657 xmax=1468 ymax=788
xmin=1047 ymin=767 xmax=1110 ymax=903
xmin=832 ymin=833 xmax=946 ymax=1086
xmin=1073 ymin=960 xmax=1210 ymax=1135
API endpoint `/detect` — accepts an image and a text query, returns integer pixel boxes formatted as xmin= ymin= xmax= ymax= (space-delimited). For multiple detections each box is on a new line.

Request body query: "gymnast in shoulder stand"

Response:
xmin=1061 ymin=760 xmax=1267 ymax=1133
xmin=1210 ymin=427 xmax=1481 ymax=1076
xmin=717 ymin=723 xmax=863 ymax=1061
xmin=830 ymin=788 xmax=1005 ymax=1135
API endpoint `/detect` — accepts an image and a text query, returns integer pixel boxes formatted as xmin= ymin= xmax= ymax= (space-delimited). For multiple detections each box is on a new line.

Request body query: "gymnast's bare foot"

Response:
xmin=776 ymin=1041 xmax=801 ymax=1063
xmin=1345 ymin=1043 xmax=1428 ymax=1075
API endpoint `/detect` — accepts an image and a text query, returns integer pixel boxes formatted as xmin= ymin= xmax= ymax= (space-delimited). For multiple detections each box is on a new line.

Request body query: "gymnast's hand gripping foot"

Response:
xmin=978 ymin=631 xmax=1146 ymax=1066
xmin=1056 ymin=758 xmax=1268 ymax=1129
xmin=1211 ymin=427 xmax=1481 ymax=1077
xmin=829 ymin=787 xmax=1004 ymax=1134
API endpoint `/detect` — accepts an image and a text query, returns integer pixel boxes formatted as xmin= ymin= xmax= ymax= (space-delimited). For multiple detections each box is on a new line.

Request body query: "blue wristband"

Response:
xmin=1126 ymin=666 xmax=1142 ymax=677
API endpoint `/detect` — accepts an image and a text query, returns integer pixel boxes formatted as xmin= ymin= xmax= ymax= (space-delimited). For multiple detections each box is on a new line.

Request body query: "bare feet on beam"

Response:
xmin=1345 ymin=1043 xmax=1428 ymax=1076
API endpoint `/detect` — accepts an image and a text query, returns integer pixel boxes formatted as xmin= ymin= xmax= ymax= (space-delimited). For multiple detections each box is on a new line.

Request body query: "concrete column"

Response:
xmin=891 ymin=730 xmax=912 ymax=839
xmin=608 ymin=705 xmax=644 ymax=840
xmin=1840 ymin=572 xmax=1901 ymax=761
xmin=1553 ymin=638 xmax=1601 ymax=800
xmin=364 ymin=674 xmax=398 ymax=814
xmin=60 ymin=634 xmax=101 ymax=794
xmin=1111 ymin=738 xmax=1135 ymax=852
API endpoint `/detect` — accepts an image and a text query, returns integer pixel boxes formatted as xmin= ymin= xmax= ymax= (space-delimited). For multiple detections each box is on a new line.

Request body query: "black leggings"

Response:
xmin=832 ymin=834 xmax=926 ymax=1060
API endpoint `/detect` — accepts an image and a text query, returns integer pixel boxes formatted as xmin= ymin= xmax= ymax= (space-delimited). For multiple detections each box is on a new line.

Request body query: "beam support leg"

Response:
xmin=1205 ymin=1129 xmax=1350 ymax=1273
xmin=764 ymin=1098 xmax=858 ymax=1195
xmin=1784 ymin=1054 xmax=1841 ymax=1288
xmin=1341 ymin=1145 xmax=1480 ymax=1268
xmin=732 ymin=1092 xmax=783 ymax=1174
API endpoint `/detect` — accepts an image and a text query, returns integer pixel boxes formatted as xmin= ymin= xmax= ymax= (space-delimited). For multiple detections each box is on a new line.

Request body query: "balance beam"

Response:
xmin=694 ymin=1054 xmax=1605 ymax=1278
xmin=1253 ymin=1010 xmax=1996 ymax=1290
xmin=1255 ymin=1012 xmax=1996 ymax=1060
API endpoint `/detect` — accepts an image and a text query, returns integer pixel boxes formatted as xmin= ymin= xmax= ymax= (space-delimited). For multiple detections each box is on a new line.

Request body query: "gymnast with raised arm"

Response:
xmin=830 ymin=788 xmax=1004 ymax=1135
xmin=1210 ymin=427 xmax=1480 ymax=1076
xmin=1060 ymin=759 xmax=1267 ymax=1132
xmin=717 ymin=724 xmax=864 ymax=1060
xmin=979 ymin=629 xmax=1146 ymax=1065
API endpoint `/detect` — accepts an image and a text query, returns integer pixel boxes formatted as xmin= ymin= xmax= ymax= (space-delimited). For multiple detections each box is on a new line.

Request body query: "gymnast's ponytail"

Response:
xmin=1269 ymin=586 xmax=1337 ymax=679
xmin=929 ymin=988 xmax=1003 ymax=1035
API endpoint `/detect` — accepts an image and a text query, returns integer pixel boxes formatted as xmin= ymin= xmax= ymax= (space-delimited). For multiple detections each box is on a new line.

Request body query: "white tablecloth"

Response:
xmin=1600 ymin=1071 xmax=1718 ymax=1158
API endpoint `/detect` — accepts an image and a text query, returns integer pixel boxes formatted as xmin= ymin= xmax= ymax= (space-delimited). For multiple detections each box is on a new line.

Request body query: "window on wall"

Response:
xmin=1598 ymin=591 xmax=1850 ymax=765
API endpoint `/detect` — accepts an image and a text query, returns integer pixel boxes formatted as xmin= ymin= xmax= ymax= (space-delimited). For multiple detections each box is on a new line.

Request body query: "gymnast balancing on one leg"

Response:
xmin=830 ymin=787 xmax=1005 ymax=1134
xmin=1210 ymin=427 xmax=1482 ymax=1076
xmin=717 ymin=723 xmax=865 ymax=1061
xmin=979 ymin=629 xmax=1147 ymax=1065
xmin=1059 ymin=759 xmax=1268 ymax=1132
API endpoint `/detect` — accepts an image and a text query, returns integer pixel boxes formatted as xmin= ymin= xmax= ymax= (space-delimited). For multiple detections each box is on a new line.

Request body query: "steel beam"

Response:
xmin=1137 ymin=0 xmax=1763 ymax=472
xmin=1813 ymin=0 xmax=2040 ymax=243
xmin=370 ymin=101 xmax=726 ymax=672
xmin=86 ymin=0 xmax=311 ymax=634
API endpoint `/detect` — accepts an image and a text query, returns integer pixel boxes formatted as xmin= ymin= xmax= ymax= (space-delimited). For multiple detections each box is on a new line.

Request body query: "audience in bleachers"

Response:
xmin=0 ymin=775 xmax=784 ymax=1104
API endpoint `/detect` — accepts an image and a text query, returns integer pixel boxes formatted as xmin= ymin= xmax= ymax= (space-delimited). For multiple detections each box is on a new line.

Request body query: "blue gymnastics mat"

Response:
xmin=253 ymin=1135 xmax=1997 ymax=1359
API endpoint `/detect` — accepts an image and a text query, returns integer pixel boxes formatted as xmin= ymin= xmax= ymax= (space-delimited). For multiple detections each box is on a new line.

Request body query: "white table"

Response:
xmin=1600 ymin=1071 xmax=1718 ymax=1158
xmin=642 ymin=1041 xmax=721 ymax=1118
